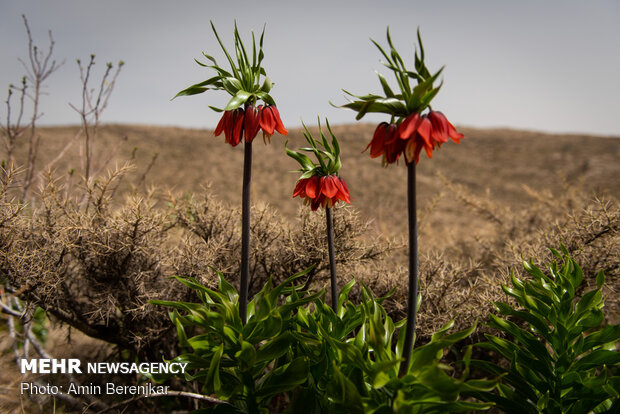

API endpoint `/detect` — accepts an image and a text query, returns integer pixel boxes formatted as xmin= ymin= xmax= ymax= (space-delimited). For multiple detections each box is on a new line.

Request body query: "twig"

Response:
xmin=95 ymin=390 xmax=228 ymax=414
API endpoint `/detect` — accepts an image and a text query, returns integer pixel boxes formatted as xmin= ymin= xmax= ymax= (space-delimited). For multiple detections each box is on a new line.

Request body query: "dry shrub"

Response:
xmin=169 ymin=192 xmax=389 ymax=302
xmin=1 ymin=166 xmax=179 ymax=359
xmin=358 ymin=178 xmax=620 ymax=343
xmin=1 ymin=167 xmax=389 ymax=361
xmin=2 ymin=154 xmax=618 ymax=357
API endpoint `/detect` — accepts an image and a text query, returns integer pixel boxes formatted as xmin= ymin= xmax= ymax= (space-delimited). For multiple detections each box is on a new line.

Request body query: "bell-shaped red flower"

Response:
xmin=293 ymin=175 xmax=351 ymax=211
xmin=365 ymin=122 xmax=406 ymax=166
xmin=244 ymin=105 xmax=261 ymax=143
xmin=366 ymin=111 xmax=463 ymax=165
xmin=427 ymin=111 xmax=463 ymax=144
xmin=214 ymin=107 xmax=244 ymax=147
xmin=214 ymin=105 xmax=288 ymax=146
xmin=259 ymin=105 xmax=288 ymax=143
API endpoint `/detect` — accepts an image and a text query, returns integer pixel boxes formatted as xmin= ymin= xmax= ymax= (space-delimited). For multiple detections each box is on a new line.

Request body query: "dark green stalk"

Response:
xmin=240 ymin=140 xmax=252 ymax=325
xmin=399 ymin=161 xmax=418 ymax=377
xmin=326 ymin=206 xmax=338 ymax=312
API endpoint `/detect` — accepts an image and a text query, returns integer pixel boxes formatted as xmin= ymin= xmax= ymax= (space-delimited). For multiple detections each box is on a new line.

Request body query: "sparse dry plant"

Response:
xmin=0 ymin=15 xmax=62 ymax=201
xmin=69 ymin=55 xmax=124 ymax=183
xmin=169 ymin=192 xmax=389 ymax=297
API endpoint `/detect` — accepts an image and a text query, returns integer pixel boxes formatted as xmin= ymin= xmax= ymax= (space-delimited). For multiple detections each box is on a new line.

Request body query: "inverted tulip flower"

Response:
xmin=340 ymin=28 xmax=464 ymax=376
xmin=174 ymin=22 xmax=288 ymax=324
xmin=214 ymin=104 xmax=288 ymax=146
xmin=287 ymin=119 xmax=350 ymax=311
xmin=293 ymin=175 xmax=351 ymax=211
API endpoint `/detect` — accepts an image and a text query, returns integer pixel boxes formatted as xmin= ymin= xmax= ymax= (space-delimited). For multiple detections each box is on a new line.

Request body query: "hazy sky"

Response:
xmin=1 ymin=0 xmax=619 ymax=136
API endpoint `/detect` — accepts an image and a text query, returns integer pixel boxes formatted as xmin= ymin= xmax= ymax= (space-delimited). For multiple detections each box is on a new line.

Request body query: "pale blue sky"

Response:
xmin=1 ymin=0 xmax=619 ymax=135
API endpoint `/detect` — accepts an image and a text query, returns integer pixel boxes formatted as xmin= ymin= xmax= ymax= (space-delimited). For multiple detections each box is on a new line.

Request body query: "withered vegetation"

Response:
xmin=2 ymin=153 xmax=618 ymax=356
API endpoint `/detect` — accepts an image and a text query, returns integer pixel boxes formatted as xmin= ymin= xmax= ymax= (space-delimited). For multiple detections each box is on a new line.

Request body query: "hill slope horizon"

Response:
xmin=13 ymin=122 xmax=620 ymax=244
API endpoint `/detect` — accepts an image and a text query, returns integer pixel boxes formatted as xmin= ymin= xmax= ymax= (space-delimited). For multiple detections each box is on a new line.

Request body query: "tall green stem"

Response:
xmin=240 ymin=140 xmax=252 ymax=325
xmin=399 ymin=162 xmax=418 ymax=377
xmin=326 ymin=206 xmax=338 ymax=312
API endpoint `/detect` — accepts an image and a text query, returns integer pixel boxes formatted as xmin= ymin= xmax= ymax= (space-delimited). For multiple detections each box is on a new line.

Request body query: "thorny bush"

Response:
xmin=0 ymin=166 xmax=388 ymax=361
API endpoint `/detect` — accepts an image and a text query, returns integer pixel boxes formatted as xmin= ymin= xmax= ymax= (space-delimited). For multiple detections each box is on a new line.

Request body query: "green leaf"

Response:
xmin=255 ymin=332 xmax=295 ymax=363
xmin=173 ymin=75 xmax=223 ymax=99
xmin=206 ymin=343 xmax=223 ymax=394
xmin=224 ymin=90 xmax=252 ymax=110
xmin=222 ymin=77 xmax=243 ymax=94
xmin=173 ymin=86 xmax=208 ymax=99
xmin=596 ymin=270 xmax=605 ymax=289
xmin=255 ymin=357 xmax=309 ymax=398
xmin=260 ymin=76 xmax=272 ymax=93
xmin=286 ymin=148 xmax=315 ymax=171
xmin=376 ymin=71 xmax=395 ymax=98
xmin=326 ymin=363 xmax=365 ymax=414
xmin=572 ymin=349 xmax=620 ymax=370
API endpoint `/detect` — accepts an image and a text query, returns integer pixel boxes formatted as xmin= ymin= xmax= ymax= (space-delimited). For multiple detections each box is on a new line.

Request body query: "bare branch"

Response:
xmin=95 ymin=390 xmax=227 ymax=414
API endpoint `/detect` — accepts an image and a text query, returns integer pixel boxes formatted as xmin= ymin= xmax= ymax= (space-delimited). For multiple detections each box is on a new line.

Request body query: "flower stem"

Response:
xmin=325 ymin=206 xmax=338 ymax=313
xmin=399 ymin=161 xmax=419 ymax=377
xmin=240 ymin=140 xmax=252 ymax=325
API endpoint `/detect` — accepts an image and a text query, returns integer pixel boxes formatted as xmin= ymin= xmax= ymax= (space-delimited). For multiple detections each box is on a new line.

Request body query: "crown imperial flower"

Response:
xmin=214 ymin=104 xmax=288 ymax=146
xmin=341 ymin=28 xmax=463 ymax=165
xmin=287 ymin=118 xmax=350 ymax=211
xmin=174 ymin=22 xmax=287 ymax=146
xmin=293 ymin=175 xmax=351 ymax=211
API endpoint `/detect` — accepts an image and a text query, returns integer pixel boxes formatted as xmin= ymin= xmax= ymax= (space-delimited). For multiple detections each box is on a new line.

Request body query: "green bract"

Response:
xmin=473 ymin=246 xmax=620 ymax=414
xmin=173 ymin=21 xmax=276 ymax=111
xmin=286 ymin=118 xmax=342 ymax=178
xmin=340 ymin=28 xmax=443 ymax=120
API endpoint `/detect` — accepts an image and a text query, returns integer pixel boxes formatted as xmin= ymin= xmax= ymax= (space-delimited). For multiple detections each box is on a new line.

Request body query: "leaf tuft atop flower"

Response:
xmin=287 ymin=118 xmax=350 ymax=210
xmin=173 ymin=21 xmax=277 ymax=111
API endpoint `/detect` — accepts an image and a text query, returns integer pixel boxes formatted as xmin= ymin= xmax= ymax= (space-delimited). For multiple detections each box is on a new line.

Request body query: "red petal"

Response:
xmin=223 ymin=110 xmax=235 ymax=144
xmin=269 ymin=106 xmax=288 ymax=136
xmin=310 ymin=194 xmax=324 ymax=211
xmin=244 ymin=105 xmax=261 ymax=143
xmin=305 ymin=176 xmax=319 ymax=199
xmin=214 ymin=111 xmax=228 ymax=136
xmin=231 ymin=108 xmax=244 ymax=146
xmin=321 ymin=176 xmax=338 ymax=198
xmin=293 ymin=179 xmax=307 ymax=198
xmin=417 ymin=116 xmax=432 ymax=148
xmin=428 ymin=111 xmax=449 ymax=144
xmin=366 ymin=123 xmax=387 ymax=158
xmin=259 ymin=106 xmax=276 ymax=136
xmin=447 ymin=120 xmax=464 ymax=143
xmin=399 ymin=113 xmax=420 ymax=140
xmin=424 ymin=141 xmax=433 ymax=159
xmin=335 ymin=177 xmax=351 ymax=203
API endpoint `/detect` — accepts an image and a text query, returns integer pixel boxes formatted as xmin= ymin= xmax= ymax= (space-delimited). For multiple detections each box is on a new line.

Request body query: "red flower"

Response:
xmin=293 ymin=175 xmax=351 ymax=211
xmin=244 ymin=105 xmax=261 ymax=143
xmin=427 ymin=111 xmax=463 ymax=144
xmin=214 ymin=105 xmax=288 ymax=146
xmin=365 ymin=111 xmax=463 ymax=165
xmin=365 ymin=122 xmax=405 ymax=166
xmin=259 ymin=105 xmax=288 ymax=143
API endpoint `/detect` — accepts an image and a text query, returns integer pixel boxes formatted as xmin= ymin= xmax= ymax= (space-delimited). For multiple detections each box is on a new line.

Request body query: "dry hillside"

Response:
xmin=24 ymin=123 xmax=620 ymax=245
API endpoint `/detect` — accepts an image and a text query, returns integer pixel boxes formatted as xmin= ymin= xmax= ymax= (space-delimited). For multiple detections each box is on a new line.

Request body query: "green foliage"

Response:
xmin=339 ymin=27 xmax=444 ymax=120
xmin=173 ymin=21 xmax=276 ymax=110
xmin=151 ymin=267 xmax=323 ymax=413
xmin=152 ymin=272 xmax=492 ymax=413
xmin=286 ymin=117 xmax=342 ymax=178
xmin=473 ymin=246 xmax=620 ymax=413
xmin=302 ymin=282 xmax=495 ymax=413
